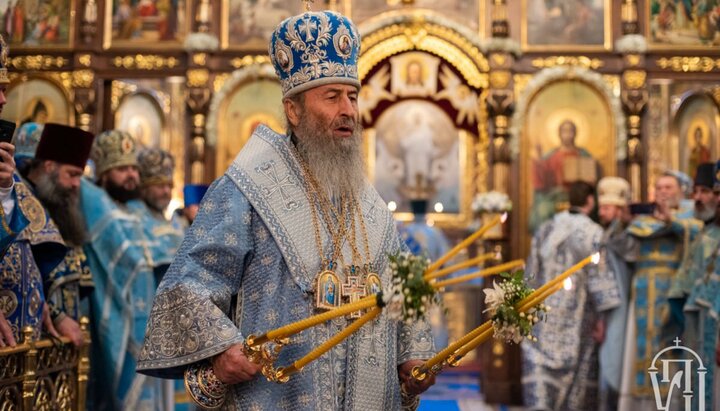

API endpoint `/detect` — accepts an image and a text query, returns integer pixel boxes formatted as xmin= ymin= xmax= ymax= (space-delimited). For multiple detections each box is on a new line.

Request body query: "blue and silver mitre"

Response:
xmin=269 ymin=10 xmax=360 ymax=97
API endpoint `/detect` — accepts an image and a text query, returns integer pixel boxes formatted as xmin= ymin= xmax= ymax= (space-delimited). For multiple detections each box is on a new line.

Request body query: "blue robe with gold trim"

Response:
xmin=81 ymin=179 xmax=165 ymax=411
xmin=683 ymin=224 xmax=720 ymax=409
xmin=136 ymin=125 xmax=434 ymax=411
xmin=0 ymin=184 xmax=30 ymax=257
xmin=625 ymin=210 xmax=702 ymax=397
xmin=127 ymin=200 xmax=184 ymax=280
xmin=0 ymin=176 xmax=65 ymax=342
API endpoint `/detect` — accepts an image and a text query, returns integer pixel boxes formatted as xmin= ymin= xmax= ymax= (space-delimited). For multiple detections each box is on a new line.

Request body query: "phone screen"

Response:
xmin=0 ymin=119 xmax=16 ymax=144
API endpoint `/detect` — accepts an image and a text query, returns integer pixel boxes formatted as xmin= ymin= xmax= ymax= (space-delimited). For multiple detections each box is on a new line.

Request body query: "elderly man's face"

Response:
xmin=142 ymin=182 xmax=173 ymax=213
xmin=291 ymin=84 xmax=359 ymax=140
xmin=694 ymin=185 xmax=719 ymax=221
xmin=655 ymin=175 xmax=682 ymax=208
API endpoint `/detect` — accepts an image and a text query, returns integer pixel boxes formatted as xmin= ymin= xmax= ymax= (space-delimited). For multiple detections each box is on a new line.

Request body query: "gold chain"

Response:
xmin=294 ymin=152 xmax=347 ymax=267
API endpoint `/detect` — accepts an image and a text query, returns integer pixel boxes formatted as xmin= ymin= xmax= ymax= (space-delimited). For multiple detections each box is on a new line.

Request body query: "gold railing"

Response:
xmin=0 ymin=317 xmax=91 ymax=410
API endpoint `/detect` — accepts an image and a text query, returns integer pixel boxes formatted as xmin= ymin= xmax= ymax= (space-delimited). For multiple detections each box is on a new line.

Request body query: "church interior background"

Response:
xmin=2 ymin=0 xmax=719 ymax=408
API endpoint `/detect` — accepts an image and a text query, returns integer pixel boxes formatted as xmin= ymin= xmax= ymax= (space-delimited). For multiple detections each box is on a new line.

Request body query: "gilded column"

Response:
xmin=186 ymin=54 xmax=212 ymax=184
xmin=71 ymin=65 xmax=96 ymax=133
xmin=481 ymin=0 xmax=521 ymax=405
xmin=618 ymin=0 xmax=647 ymax=201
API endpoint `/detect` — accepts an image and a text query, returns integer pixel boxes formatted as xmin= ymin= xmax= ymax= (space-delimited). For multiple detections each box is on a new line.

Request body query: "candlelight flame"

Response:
xmin=501 ymin=212 xmax=508 ymax=223
xmin=591 ymin=252 xmax=600 ymax=265
xmin=563 ymin=278 xmax=573 ymax=290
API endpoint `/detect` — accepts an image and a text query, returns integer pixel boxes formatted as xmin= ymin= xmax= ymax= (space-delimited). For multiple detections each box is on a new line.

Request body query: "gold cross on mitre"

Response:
xmin=303 ymin=0 xmax=315 ymax=12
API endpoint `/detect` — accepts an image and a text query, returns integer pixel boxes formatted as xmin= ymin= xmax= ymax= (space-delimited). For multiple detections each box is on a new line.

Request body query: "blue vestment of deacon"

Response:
xmin=0 ymin=184 xmax=30 ymax=257
xmin=624 ymin=209 xmax=702 ymax=398
xmin=127 ymin=200 xmax=184 ymax=277
xmin=137 ymin=125 xmax=434 ymax=410
xmin=523 ymin=210 xmax=621 ymax=410
xmin=81 ymin=179 xmax=165 ymax=411
xmin=683 ymin=224 xmax=720 ymax=409
xmin=0 ymin=176 xmax=66 ymax=341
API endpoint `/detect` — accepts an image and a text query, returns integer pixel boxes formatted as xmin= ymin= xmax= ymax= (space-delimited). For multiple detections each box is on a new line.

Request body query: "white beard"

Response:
xmin=293 ymin=112 xmax=366 ymax=200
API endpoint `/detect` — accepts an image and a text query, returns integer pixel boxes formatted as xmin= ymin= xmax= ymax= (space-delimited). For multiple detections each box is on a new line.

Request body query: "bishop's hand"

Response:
xmin=398 ymin=360 xmax=435 ymax=396
xmin=211 ymin=343 xmax=262 ymax=384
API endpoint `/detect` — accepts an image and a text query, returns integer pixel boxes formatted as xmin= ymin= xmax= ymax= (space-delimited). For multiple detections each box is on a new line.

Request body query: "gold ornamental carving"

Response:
xmin=230 ymin=55 xmax=272 ymax=69
xmin=359 ymin=19 xmax=490 ymax=88
xmin=622 ymin=70 xmax=646 ymax=89
xmin=531 ymin=56 xmax=604 ymax=70
xmin=192 ymin=53 xmax=207 ymax=66
xmin=78 ymin=54 xmax=92 ymax=67
xmin=187 ymin=69 xmax=210 ymax=87
xmin=112 ymin=55 xmax=180 ymax=70
xmin=489 ymin=71 xmax=511 ymax=89
xmin=213 ymin=73 xmax=231 ymax=93
xmin=10 ymin=55 xmax=68 ymax=70
xmin=656 ymin=57 xmax=720 ymax=72
xmin=110 ymin=81 xmax=138 ymax=111
xmin=9 ymin=72 xmax=73 ymax=96
xmin=626 ymin=54 xmax=641 ymax=67
xmin=712 ymin=86 xmax=720 ymax=107
xmin=72 ymin=70 xmax=95 ymax=88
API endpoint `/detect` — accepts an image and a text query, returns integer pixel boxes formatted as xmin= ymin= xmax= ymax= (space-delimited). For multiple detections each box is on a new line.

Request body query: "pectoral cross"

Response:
xmin=341 ymin=270 xmax=367 ymax=319
xmin=299 ymin=14 xmax=317 ymax=41
xmin=302 ymin=0 xmax=315 ymax=12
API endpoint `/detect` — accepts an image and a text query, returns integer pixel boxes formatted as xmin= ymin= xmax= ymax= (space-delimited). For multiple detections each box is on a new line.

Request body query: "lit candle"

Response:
xmin=424 ymin=252 xmax=497 ymax=281
xmin=432 ymin=259 xmax=524 ymax=289
xmin=517 ymin=252 xmax=599 ymax=310
xmin=275 ymin=307 xmax=382 ymax=381
xmin=426 ymin=213 xmax=507 ymax=273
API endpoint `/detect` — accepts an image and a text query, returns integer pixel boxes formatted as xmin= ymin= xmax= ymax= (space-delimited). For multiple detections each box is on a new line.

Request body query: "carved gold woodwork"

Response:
xmin=192 ymin=53 xmax=208 ymax=66
xmin=625 ymin=54 xmax=641 ymax=67
xmin=72 ymin=70 xmax=95 ymax=88
xmin=358 ymin=13 xmax=490 ymax=88
xmin=713 ymin=86 xmax=720 ymax=107
xmin=230 ymin=55 xmax=272 ymax=69
xmin=622 ymin=70 xmax=646 ymax=89
xmin=656 ymin=57 xmax=720 ymax=72
xmin=8 ymin=72 xmax=73 ymax=99
xmin=1 ymin=318 xmax=90 ymax=411
xmin=112 ymin=55 xmax=180 ymax=70
xmin=10 ymin=56 xmax=68 ymax=70
xmin=78 ymin=54 xmax=92 ymax=67
xmin=110 ymin=81 xmax=138 ymax=111
xmin=489 ymin=71 xmax=511 ymax=89
xmin=187 ymin=69 xmax=210 ymax=87
xmin=530 ymin=56 xmax=604 ymax=70
xmin=213 ymin=73 xmax=232 ymax=93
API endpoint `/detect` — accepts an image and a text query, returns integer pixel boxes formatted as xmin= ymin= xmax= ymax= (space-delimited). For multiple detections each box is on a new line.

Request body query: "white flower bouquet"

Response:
xmin=384 ymin=252 xmax=440 ymax=322
xmin=483 ymin=270 xmax=549 ymax=344
xmin=471 ymin=191 xmax=512 ymax=214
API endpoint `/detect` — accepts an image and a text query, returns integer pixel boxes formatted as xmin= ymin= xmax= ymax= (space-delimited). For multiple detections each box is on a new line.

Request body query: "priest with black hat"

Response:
xmin=17 ymin=123 xmax=96 ymax=347
xmin=0 ymin=123 xmax=95 ymax=348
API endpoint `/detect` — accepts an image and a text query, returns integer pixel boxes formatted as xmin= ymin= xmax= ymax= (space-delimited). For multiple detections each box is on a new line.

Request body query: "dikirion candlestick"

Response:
xmin=425 ymin=212 xmax=507 ymax=273
xmin=274 ymin=307 xmax=382 ymax=382
xmin=432 ymin=259 xmax=525 ymax=289
xmin=411 ymin=252 xmax=601 ymax=381
xmin=423 ymin=252 xmax=499 ymax=281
